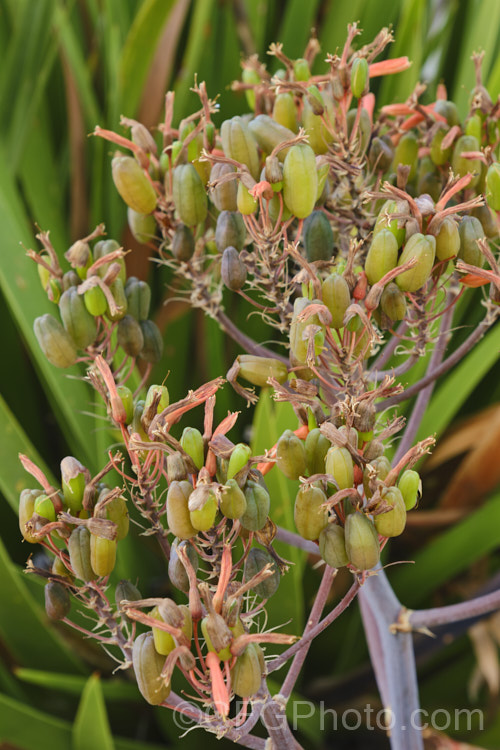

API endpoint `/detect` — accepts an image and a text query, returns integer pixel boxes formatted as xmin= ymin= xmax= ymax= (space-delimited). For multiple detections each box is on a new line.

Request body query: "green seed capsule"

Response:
xmin=189 ymin=492 xmax=218 ymax=532
xmin=172 ymin=163 xmax=208 ymax=226
xmin=221 ymin=116 xmax=260 ymax=179
xmin=125 ymin=277 xmax=151 ymax=321
xmin=215 ymin=210 xmax=246 ymax=253
xmin=351 ymin=57 xmax=369 ymax=98
xmin=127 ymin=208 xmax=157 ymax=244
xmin=201 ymin=614 xmax=233 ymax=661
xmin=219 ymin=479 xmax=247 ymax=519
xmin=302 ymin=94 xmax=335 ymax=155
xmin=465 ymin=113 xmax=482 ymax=141
xmin=294 ymin=58 xmax=310 ymax=81
xmin=319 ymin=524 xmax=349 ymax=568
xmin=168 ymin=539 xmax=199 ymax=592
xmin=305 ymin=428 xmax=330 ymax=476
xmin=90 ymin=533 xmax=117 ymax=577
xmin=231 ymin=644 xmax=263 ymax=698
xmin=249 ymin=115 xmax=296 ymax=161
xmin=237 ymin=181 xmax=258 ymax=214
xmin=139 ymin=320 xmax=163 ymax=363
xmin=210 ymin=163 xmax=238 ymax=211
xmin=68 ymin=526 xmax=97 ymax=582
xmin=61 ymin=456 xmax=87 ymax=514
xmin=294 ymin=484 xmax=328 ymax=540
xmin=244 ymin=548 xmax=280 ymax=599
xmin=303 ymin=211 xmax=334 ymax=262
xmin=180 ymin=427 xmax=204 ymax=470
xmin=325 ymin=447 xmax=354 ymax=489
xmin=321 ymin=274 xmax=351 ymax=329
xmin=227 ymin=443 xmax=252 ymax=480
xmin=374 ymin=487 xmax=407 ymax=537
xmin=273 ymin=92 xmax=298 ymax=132
xmin=112 ymin=155 xmax=157 ymax=214
xmin=472 ymin=205 xmax=498 ymax=239
xmin=237 ymin=354 xmax=288 ymax=387
xmin=380 ymin=282 xmax=407 ymax=321
xmin=34 ymin=494 xmax=56 ymax=523
xmin=289 ymin=297 xmax=324 ymax=363
xmin=45 ymin=581 xmax=70 ymax=621
xmin=59 ymin=287 xmax=97 ymax=349
xmin=396 ymin=233 xmax=436 ymax=292
xmin=115 ymin=580 xmax=142 ymax=608
xmin=393 ymin=132 xmax=418 ymax=180
xmin=365 ymin=229 xmax=399 ymax=285
xmin=240 ymin=480 xmax=270 ymax=531
xmin=19 ymin=489 xmax=43 ymax=543
xmin=166 ymin=481 xmax=197 ymax=539
xmin=434 ymin=100 xmax=460 ymax=127
xmin=276 ymin=429 xmax=307 ymax=480
xmin=345 ymin=513 xmax=380 ymax=570
xmin=368 ymin=136 xmax=395 ymax=172
xmin=452 ymin=135 xmax=481 ymax=187
xmin=221 ymin=246 xmax=247 ymax=290
xmin=150 ymin=605 xmax=176 ymax=656
xmin=283 ymin=144 xmax=318 ymax=219
xmin=458 ymin=216 xmax=485 ymax=267
xmin=430 ymin=127 xmax=452 ymax=166
xmin=363 ymin=455 xmax=391 ymax=499
xmin=106 ymin=279 xmax=128 ymax=322
xmin=373 ymin=199 xmax=407 ymax=248
xmin=435 ymin=217 xmax=460 ymax=261
xmin=83 ymin=286 xmax=107 ymax=317
xmin=145 ymin=384 xmax=170 ymax=415
xmin=99 ymin=491 xmax=129 ymax=540
xmin=346 ymin=108 xmax=371 ymax=155
xmin=34 ymin=314 xmax=78 ymax=368
xmin=486 ymin=162 xmax=500 ymax=211
xmin=133 ymin=632 xmax=171 ymax=705
xmin=172 ymin=224 xmax=195 ymax=261
xmin=398 ymin=469 xmax=421 ymax=511
xmin=117 ymin=315 xmax=144 ymax=357
xmin=242 ymin=67 xmax=260 ymax=110
xmin=93 ymin=239 xmax=126 ymax=283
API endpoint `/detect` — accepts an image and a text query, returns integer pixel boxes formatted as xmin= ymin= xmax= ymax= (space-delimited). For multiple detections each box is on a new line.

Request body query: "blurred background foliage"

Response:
xmin=1 ymin=0 xmax=500 ymax=747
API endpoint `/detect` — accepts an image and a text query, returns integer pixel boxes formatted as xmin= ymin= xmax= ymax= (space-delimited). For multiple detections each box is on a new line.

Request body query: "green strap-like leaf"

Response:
xmin=73 ymin=673 xmax=115 ymax=750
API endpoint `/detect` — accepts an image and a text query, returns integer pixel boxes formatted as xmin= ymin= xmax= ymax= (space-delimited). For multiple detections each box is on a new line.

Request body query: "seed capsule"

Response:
xmin=61 ymin=456 xmax=87 ymax=514
xmin=472 ymin=205 xmax=498 ymax=239
xmin=321 ymin=274 xmax=351 ymax=329
xmin=302 ymin=93 xmax=335 ymax=155
xmin=231 ymin=643 xmax=263 ymax=698
xmin=294 ymin=57 xmax=310 ymax=81
xmin=127 ymin=208 xmax=157 ymax=244
xmin=435 ymin=217 xmax=460 ymax=261
xmin=380 ymin=282 xmax=406 ymax=321
xmin=172 ymin=224 xmax=195 ymax=261
xmin=319 ymin=524 xmax=349 ymax=568
xmin=273 ymin=92 xmax=298 ymax=132
xmin=68 ymin=526 xmax=97 ymax=582
xmin=396 ymin=233 xmax=436 ymax=292
xmin=351 ymin=57 xmax=369 ymax=98
xmin=305 ymin=428 xmax=330 ymax=476
xmin=393 ymin=132 xmax=418 ymax=180
xmin=430 ymin=127 xmax=452 ymax=166
xmin=125 ymin=277 xmax=151 ymax=321
xmin=215 ymin=210 xmax=246 ymax=252
xmin=172 ymin=163 xmax=208 ymax=226
xmin=237 ymin=181 xmax=258 ymax=214
xmin=59 ymin=287 xmax=97 ymax=349
xmin=283 ymin=144 xmax=318 ymax=219
xmin=168 ymin=539 xmax=199 ymax=592
xmin=248 ymin=114 xmax=296 ymax=161
xmin=180 ymin=427 xmax=204 ymax=469
xmin=221 ymin=116 xmax=260 ymax=179
xmin=112 ymin=155 xmax=157 ymax=214
xmin=452 ymin=135 xmax=481 ymax=187
xmin=106 ymin=279 xmax=127 ymax=322
xmin=34 ymin=314 xmax=78 ymax=368
xmin=221 ymin=246 xmax=247 ymax=290
xmin=346 ymin=108 xmax=371 ymax=154
xmin=237 ymin=354 xmax=288 ymax=387
xmin=398 ymin=469 xmax=421 ymax=511
xmin=373 ymin=487 xmax=406 ymax=538
xmin=139 ymin=320 xmax=163 ymax=363
xmin=219 ymin=479 xmax=247 ymax=519
xmin=98 ymin=490 xmax=129 ymax=540
xmin=19 ymin=489 xmax=43 ymax=543
xmin=289 ymin=297 xmax=324 ymax=363
xmin=166 ymin=481 xmax=197 ymax=539
xmin=93 ymin=239 xmax=125 ymax=282
xmin=365 ymin=229 xmax=399 ymax=285
xmin=244 ymin=548 xmax=280 ymax=599
xmin=115 ymin=580 xmax=142 ymax=608
xmin=83 ymin=286 xmax=107 ymax=317
xmin=133 ymin=632 xmax=171 ymax=705
xmin=363 ymin=455 xmax=391 ymax=499
xmin=303 ymin=211 xmax=334 ymax=262
xmin=150 ymin=605 xmax=176 ymax=656
xmin=227 ymin=443 xmax=252 ymax=481
xmin=240 ymin=480 xmax=270 ymax=531
xmin=368 ymin=136 xmax=395 ymax=172
xmin=325 ymin=447 xmax=354 ymax=489
xmin=276 ymin=429 xmax=307 ymax=480
xmin=90 ymin=533 xmax=117 ymax=577
xmin=34 ymin=494 xmax=56 ymax=523
xmin=373 ymin=199 xmax=407 ymax=248
xmin=189 ymin=491 xmax=217 ymax=532
xmin=45 ymin=581 xmax=71 ymax=621
xmin=201 ymin=614 xmax=233 ymax=661
xmin=434 ymin=99 xmax=460 ymax=127
xmin=117 ymin=315 xmax=144 ymax=357
xmin=486 ymin=162 xmax=500 ymax=211
xmin=210 ymin=163 xmax=238 ymax=212
xmin=294 ymin=484 xmax=328 ymax=540
xmin=345 ymin=513 xmax=380 ymax=570
xmin=458 ymin=216 xmax=485 ymax=267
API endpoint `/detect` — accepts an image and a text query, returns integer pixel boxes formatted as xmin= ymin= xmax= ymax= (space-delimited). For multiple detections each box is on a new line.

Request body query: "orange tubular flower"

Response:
xmin=369 ymin=57 xmax=411 ymax=78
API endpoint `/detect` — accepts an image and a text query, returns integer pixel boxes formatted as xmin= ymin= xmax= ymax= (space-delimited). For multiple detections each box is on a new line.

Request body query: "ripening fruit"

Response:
xmin=458 ymin=216 xmax=485 ymax=267
xmin=112 ymin=155 xmax=157 ymax=214
xmin=282 ymin=144 xmax=318 ymax=219
xmin=294 ymin=484 xmax=328 ymax=540
xmin=90 ymin=533 xmax=117 ymax=577
xmin=435 ymin=217 xmax=460 ymax=261
xmin=244 ymin=547 xmax=280 ymax=599
xmin=373 ymin=487 xmax=407 ymax=538
xmin=34 ymin=314 xmax=78 ymax=368
xmin=319 ymin=524 xmax=349 ymax=568
xmin=133 ymin=632 xmax=171 ymax=705
xmin=486 ymin=162 xmax=500 ymax=211
xmin=398 ymin=469 xmax=421 ymax=511
xmin=221 ymin=116 xmax=260 ymax=179
xmin=345 ymin=512 xmax=380 ymax=570
xmin=166 ymin=481 xmax=197 ymax=539
xmin=172 ymin=163 xmax=208 ymax=226
xmin=219 ymin=479 xmax=247 ymax=519
xmin=68 ymin=526 xmax=97 ymax=582
xmin=276 ymin=430 xmax=307 ymax=480
xmin=305 ymin=428 xmax=330 ymax=476
xmin=364 ymin=229 xmax=399 ymax=285
xmin=396 ymin=234 xmax=436 ymax=292
xmin=240 ymin=480 xmax=270 ymax=531
xmin=322 ymin=274 xmax=351 ymax=329
xmin=237 ymin=354 xmax=288 ymax=387
xmin=303 ymin=211 xmax=334 ymax=262
xmin=325 ymin=447 xmax=354 ymax=489
xmin=452 ymin=135 xmax=481 ymax=187
xmin=231 ymin=644 xmax=263 ymax=698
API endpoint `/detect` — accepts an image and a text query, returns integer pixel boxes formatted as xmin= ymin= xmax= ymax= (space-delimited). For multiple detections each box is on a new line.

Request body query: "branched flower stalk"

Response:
xmin=18 ymin=23 xmax=500 ymax=750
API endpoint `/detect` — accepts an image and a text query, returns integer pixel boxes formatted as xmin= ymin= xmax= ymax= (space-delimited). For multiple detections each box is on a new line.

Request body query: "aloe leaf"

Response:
xmin=73 ymin=673 xmax=115 ymax=750
xmin=0 ymin=693 xmax=72 ymax=750
xmin=15 ymin=668 xmax=140 ymax=701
